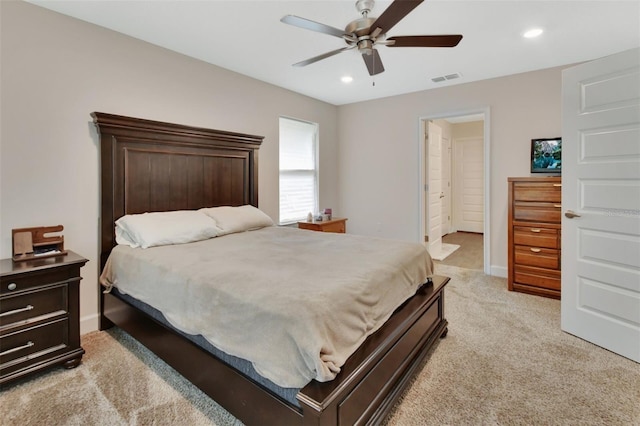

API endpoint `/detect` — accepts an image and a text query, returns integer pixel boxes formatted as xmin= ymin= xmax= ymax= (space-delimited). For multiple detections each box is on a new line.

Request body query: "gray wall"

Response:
xmin=0 ymin=1 xmax=339 ymax=332
xmin=1 ymin=0 xmax=570 ymax=333
xmin=337 ymin=67 xmax=564 ymax=276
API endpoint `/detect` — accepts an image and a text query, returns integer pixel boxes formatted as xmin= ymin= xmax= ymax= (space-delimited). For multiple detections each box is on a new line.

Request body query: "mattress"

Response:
xmin=100 ymin=226 xmax=434 ymax=388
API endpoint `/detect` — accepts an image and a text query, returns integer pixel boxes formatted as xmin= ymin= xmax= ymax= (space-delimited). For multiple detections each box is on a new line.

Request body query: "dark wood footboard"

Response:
xmin=102 ymin=275 xmax=448 ymax=426
xmin=298 ymin=275 xmax=448 ymax=425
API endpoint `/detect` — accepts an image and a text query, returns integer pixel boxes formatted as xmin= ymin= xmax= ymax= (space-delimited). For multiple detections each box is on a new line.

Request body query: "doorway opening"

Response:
xmin=419 ymin=109 xmax=490 ymax=274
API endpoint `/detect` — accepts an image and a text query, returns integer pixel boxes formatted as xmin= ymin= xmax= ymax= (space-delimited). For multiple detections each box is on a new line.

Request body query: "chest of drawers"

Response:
xmin=0 ymin=251 xmax=88 ymax=384
xmin=508 ymin=177 xmax=561 ymax=298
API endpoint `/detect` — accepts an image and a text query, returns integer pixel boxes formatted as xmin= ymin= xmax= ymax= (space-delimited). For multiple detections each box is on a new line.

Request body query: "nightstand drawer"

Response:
xmin=1 ymin=267 xmax=77 ymax=295
xmin=0 ymin=318 xmax=69 ymax=374
xmin=513 ymin=226 xmax=559 ymax=249
xmin=317 ymin=221 xmax=346 ymax=233
xmin=0 ymin=284 xmax=68 ymax=329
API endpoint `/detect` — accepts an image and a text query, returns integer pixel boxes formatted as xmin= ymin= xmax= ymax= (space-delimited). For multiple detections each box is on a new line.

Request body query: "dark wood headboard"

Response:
xmin=92 ymin=112 xmax=263 ymax=269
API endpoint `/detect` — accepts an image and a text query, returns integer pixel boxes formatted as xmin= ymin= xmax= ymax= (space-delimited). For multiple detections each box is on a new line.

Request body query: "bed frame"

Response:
xmin=93 ymin=112 xmax=449 ymax=426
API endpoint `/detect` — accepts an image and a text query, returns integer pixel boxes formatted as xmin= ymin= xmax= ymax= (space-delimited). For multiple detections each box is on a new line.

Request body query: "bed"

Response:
xmin=93 ymin=112 xmax=449 ymax=425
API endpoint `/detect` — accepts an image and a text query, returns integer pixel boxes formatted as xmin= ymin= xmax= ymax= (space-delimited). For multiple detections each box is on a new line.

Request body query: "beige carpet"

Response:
xmin=1 ymin=264 xmax=639 ymax=425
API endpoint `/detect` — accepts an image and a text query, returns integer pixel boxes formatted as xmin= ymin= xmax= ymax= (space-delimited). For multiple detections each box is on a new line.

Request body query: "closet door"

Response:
xmin=453 ymin=137 xmax=484 ymax=233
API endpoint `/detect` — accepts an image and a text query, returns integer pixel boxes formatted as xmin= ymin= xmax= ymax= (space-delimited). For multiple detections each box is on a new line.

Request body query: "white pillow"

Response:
xmin=199 ymin=205 xmax=273 ymax=235
xmin=115 ymin=210 xmax=221 ymax=249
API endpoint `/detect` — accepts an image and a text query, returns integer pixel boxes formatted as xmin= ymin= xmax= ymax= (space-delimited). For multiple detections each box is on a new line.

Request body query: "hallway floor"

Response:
xmin=434 ymin=231 xmax=483 ymax=270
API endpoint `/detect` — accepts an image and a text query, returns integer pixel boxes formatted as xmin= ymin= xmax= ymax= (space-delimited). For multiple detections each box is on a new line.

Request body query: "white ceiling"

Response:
xmin=28 ymin=0 xmax=640 ymax=106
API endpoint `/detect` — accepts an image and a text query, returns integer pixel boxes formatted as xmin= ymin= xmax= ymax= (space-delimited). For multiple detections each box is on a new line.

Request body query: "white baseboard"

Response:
xmin=80 ymin=313 xmax=100 ymax=336
xmin=490 ymin=265 xmax=508 ymax=278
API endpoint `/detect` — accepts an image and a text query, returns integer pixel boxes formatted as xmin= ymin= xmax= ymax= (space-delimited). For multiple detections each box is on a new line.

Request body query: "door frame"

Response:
xmin=426 ymin=120 xmax=444 ymax=257
xmin=418 ymin=107 xmax=491 ymax=275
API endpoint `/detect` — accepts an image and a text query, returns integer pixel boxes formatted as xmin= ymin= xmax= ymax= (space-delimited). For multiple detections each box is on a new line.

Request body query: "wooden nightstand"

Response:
xmin=0 ymin=251 xmax=88 ymax=384
xmin=297 ymin=217 xmax=347 ymax=233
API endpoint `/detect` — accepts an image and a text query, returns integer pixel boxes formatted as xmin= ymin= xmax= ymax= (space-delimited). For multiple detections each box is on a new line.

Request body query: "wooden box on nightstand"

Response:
xmin=0 ymin=251 xmax=88 ymax=384
xmin=297 ymin=218 xmax=347 ymax=233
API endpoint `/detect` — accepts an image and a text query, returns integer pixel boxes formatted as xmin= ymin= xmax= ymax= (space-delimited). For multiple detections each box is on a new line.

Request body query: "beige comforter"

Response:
xmin=100 ymin=226 xmax=433 ymax=388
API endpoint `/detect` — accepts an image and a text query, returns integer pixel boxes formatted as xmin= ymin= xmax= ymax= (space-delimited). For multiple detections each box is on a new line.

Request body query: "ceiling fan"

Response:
xmin=281 ymin=0 xmax=463 ymax=76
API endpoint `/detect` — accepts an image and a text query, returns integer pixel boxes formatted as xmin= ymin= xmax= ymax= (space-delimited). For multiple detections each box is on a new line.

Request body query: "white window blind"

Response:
xmin=279 ymin=117 xmax=318 ymax=224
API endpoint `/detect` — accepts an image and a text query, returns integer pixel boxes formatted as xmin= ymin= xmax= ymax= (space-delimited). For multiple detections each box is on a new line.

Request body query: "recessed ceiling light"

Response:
xmin=523 ymin=28 xmax=544 ymax=38
xmin=341 ymin=76 xmax=353 ymax=84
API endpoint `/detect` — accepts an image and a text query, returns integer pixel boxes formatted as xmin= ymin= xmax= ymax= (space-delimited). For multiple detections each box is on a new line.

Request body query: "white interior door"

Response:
xmin=561 ymin=48 xmax=640 ymax=362
xmin=453 ymin=137 xmax=484 ymax=233
xmin=427 ymin=121 xmax=443 ymax=255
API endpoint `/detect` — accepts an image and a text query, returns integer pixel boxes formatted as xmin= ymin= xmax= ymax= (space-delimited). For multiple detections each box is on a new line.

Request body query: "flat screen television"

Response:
xmin=531 ymin=137 xmax=561 ymax=173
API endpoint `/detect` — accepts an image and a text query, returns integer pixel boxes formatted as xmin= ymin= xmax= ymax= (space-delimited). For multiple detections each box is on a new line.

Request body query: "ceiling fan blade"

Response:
xmin=362 ymin=49 xmax=385 ymax=76
xmin=293 ymin=46 xmax=355 ymax=67
xmin=369 ymin=0 xmax=424 ymax=35
xmin=281 ymin=15 xmax=350 ymax=38
xmin=387 ymin=34 xmax=463 ymax=48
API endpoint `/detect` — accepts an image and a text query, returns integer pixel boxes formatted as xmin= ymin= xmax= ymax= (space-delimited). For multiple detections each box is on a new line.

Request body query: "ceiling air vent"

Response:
xmin=431 ymin=72 xmax=462 ymax=83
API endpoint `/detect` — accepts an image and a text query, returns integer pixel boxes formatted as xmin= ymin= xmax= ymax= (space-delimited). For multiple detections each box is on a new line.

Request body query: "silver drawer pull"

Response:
xmin=530 ymin=248 xmax=542 ymax=253
xmin=7 ymin=283 xmax=17 ymax=291
xmin=0 ymin=341 xmax=34 ymax=357
xmin=554 ymin=204 xmax=562 ymax=208
xmin=553 ymin=183 xmax=562 ymax=187
xmin=0 ymin=305 xmax=34 ymax=318
xmin=530 ymin=228 xmax=541 ymax=233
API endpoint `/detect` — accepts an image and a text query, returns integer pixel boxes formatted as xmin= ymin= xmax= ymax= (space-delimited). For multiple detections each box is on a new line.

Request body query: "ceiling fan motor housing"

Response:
xmin=345 ymin=17 xmax=378 ymax=55
xmin=345 ymin=17 xmax=376 ymax=37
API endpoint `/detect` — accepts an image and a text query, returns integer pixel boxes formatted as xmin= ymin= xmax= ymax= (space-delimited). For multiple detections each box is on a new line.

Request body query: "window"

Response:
xmin=279 ymin=117 xmax=318 ymax=224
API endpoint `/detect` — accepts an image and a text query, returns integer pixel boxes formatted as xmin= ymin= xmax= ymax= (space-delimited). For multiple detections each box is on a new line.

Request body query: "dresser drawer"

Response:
xmin=0 ymin=284 xmax=68 ymax=329
xmin=514 ymin=246 xmax=560 ymax=270
xmin=514 ymin=226 xmax=559 ymax=249
xmin=513 ymin=201 xmax=561 ymax=223
xmin=0 ymin=318 xmax=69 ymax=375
xmin=513 ymin=181 xmax=561 ymax=202
xmin=514 ymin=265 xmax=561 ymax=291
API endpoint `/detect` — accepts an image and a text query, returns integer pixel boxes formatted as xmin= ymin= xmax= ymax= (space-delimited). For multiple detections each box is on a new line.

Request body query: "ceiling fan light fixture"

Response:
xmin=358 ymin=39 xmax=374 ymax=56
